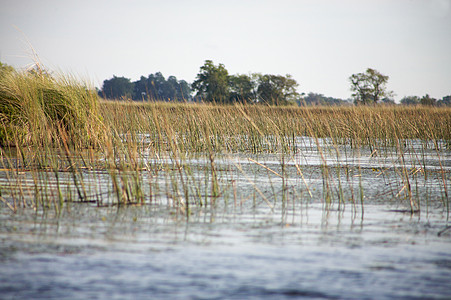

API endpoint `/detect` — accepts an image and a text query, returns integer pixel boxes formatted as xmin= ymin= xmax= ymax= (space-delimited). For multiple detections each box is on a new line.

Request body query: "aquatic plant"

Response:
xmin=0 ymin=66 xmax=101 ymax=147
xmin=0 ymin=95 xmax=449 ymax=218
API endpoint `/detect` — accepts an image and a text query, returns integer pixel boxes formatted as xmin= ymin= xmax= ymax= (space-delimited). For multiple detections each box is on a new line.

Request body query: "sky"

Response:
xmin=1 ymin=0 xmax=450 ymax=101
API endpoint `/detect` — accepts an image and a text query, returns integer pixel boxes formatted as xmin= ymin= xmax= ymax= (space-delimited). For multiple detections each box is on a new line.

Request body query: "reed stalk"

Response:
xmin=1 ymin=73 xmax=449 ymax=219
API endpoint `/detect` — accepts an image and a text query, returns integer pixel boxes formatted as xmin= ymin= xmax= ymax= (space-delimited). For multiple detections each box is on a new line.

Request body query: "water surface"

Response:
xmin=1 ymin=138 xmax=450 ymax=299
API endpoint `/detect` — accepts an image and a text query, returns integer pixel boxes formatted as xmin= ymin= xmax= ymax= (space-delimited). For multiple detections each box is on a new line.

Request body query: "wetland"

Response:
xmin=0 ymin=70 xmax=450 ymax=298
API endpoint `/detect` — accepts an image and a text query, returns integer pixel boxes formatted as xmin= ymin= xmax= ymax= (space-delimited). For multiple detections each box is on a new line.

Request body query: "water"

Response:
xmin=1 ymin=138 xmax=450 ymax=299
xmin=1 ymin=202 xmax=450 ymax=299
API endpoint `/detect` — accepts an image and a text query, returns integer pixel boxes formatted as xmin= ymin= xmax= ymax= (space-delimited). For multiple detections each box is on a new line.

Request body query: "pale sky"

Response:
xmin=1 ymin=0 xmax=450 ymax=101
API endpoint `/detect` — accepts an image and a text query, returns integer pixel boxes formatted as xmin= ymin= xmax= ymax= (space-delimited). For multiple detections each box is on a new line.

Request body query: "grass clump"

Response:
xmin=0 ymin=66 xmax=101 ymax=147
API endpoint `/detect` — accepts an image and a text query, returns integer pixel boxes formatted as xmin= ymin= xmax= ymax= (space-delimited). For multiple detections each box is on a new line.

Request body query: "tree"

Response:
xmin=228 ymin=74 xmax=257 ymax=103
xmin=437 ymin=95 xmax=451 ymax=107
xmin=349 ymin=68 xmax=392 ymax=105
xmin=101 ymin=75 xmax=134 ymax=99
xmin=132 ymin=73 xmax=191 ymax=101
xmin=420 ymin=94 xmax=436 ymax=106
xmin=381 ymin=97 xmax=395 ymax=105
xmin=176 ymin=79 xmax=191 ymax=101
xmin=400 ymin=96 xmax=420 ymax=106
xmin=192 ymin=60 xmax=229 ymax=103
xmin=167 ymin=76 xmax=191 ymax=101
xmin=256 ymin=74 xmax=299 ymax=105
xmin=133 ymin=76 xmax=149 ymax=100
xmin=148 ymin=72 xmax=168 ymax=100
xmin=302 ymin=92 xmax=348 ymax=106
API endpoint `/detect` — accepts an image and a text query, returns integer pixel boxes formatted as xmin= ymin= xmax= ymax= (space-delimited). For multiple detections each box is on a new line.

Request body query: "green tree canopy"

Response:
xmin=437 ymin=95 xmax=451 ymax=107
xmin=400 ymin=96 xmax=420 ymax=105
xmin=228 ymin=74 xmax=257 ymax=103
xmin=168 ymin=76 xmax=191 ymax=101
xmin=381 ymin=97 xmax=395 ymax=105
xmin=101 ymin=75 xmax=134 ymax=99
xmin=133 ymin=76 xmax=150 ymax=100
xmin=256 ymin=74 xmax=299 ymax=105
xmin=420 ymin=94 xmax=436 ymax=106
xmin=302 ymin=92 xmax=348 ymax=106
xmin=99 ymin=60 xmax=305 ymax=105
xmin=349 ymin=68 xmax=392 ymax=105
xmin=192 ymin=60 xmax=230 ymax=103
xmin=102 ymin=73 xmax=191 ymax=101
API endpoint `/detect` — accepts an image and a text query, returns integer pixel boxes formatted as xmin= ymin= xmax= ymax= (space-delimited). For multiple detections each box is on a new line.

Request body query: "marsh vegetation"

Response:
xmin=0 ymin=68 xmax=449 ymax=216
xmin=1 ymin=68 xmax=450 ymax=299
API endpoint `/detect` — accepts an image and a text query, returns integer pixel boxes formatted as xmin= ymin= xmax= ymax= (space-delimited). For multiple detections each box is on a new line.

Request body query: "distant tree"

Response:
xmin=437 ymin=95 xmax=451 ymax=107
xmin=228 ymin=74 xmax=257 ymax=103
xmin=167 ymin=75 xmax=191 ymax=101
xmin=349 ymin=68 xmax=392 ymax=105
xmin=133 ymin=76 xmax=149 ymax=100
xmin=132 ymin=73 xmax=191 ymax=101
xmin=148 ymin=72 xmax=168 ymax=100
xmin=381 ymin=97 xmax=396 ymax=105
xmin=101 ymin=75 xmax=134 ymax=99
xmin=256 ymin=74 xmax=299 ymax=105
xmin=420 ymin=94 xmax=436 ymax=106
xmin=176 ymin=79 xmax=191 ymax=101
xmin=192 ymin=60 xmax=230 ymax=103
xmin=400 ymin=96 xmax=420 ymax=106
xmin=302 ymin=92 xmax=323 ymax=105
xmin=302 ymin=92 xmax=348 ymax=106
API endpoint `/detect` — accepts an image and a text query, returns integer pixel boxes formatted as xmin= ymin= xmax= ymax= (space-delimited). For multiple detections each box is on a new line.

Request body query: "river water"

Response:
xmin=0 ymin=139 xmax=450 ymax=299
xmin=1 ymin=202 xmax=450 ymax=299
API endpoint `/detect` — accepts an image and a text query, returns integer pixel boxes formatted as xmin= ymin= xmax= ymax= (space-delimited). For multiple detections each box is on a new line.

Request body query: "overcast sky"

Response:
xmin=1 ymin=0 xmax=450 ymax=100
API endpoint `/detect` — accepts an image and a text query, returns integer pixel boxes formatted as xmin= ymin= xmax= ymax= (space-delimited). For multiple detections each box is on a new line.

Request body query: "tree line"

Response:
xmin=100 ymin=72 xmax=191 ymax=101
xmin=99 ymin=60 xmax=357 ymax=105
xmin=398 ymin=94 xmax=450 ymax=106
xmin=99 ymin=60 xmax=307 ymax=105
xmin=99 ymin=60 xmax=350 ymax=105
xmin=100 ymin=61 xmax=450 ymax=106
xmin=348 ymin=68 xmax=450 ymax=106
xmin=1 ymin=60 xmax=448 ymax=106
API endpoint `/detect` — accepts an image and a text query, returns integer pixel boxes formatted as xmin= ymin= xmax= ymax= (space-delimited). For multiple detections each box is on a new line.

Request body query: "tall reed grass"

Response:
xmin=0 ymin=71 xmax=449 ymax=219
xmin=0 ymin=67 xmax=101 ymax=147
xmin=100 ymin=102 xmax=450 ymax=154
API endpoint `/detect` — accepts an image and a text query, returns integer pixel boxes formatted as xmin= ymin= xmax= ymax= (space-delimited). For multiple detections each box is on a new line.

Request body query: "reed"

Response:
xmin=99 ymin=103 xmax=450 ymax=153
xmin=0 ymin=68 xmax=101 ymax=148
xmin=0 ymin=82 xmax=449 ymax=218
